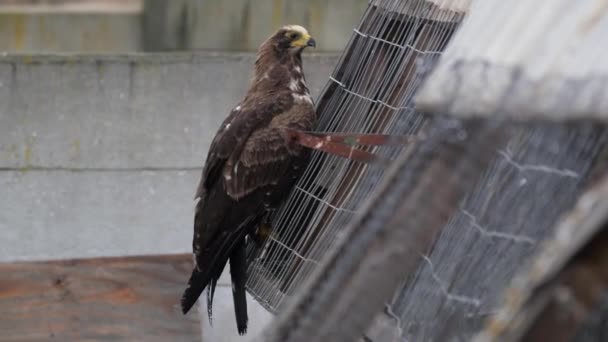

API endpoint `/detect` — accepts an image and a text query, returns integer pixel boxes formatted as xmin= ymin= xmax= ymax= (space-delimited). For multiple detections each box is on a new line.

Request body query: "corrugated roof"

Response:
xmin=415 ymin=0 xmax=608 ymax=122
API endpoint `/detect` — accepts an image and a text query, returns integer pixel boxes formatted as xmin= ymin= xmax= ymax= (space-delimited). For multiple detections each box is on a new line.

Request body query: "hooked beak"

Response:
xmin=307 ymin=38 xmax=317 ymax=48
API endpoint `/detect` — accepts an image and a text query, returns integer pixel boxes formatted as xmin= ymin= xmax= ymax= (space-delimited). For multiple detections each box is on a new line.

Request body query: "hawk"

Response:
xmin=181 ymin=25 xmax=317 ymax=335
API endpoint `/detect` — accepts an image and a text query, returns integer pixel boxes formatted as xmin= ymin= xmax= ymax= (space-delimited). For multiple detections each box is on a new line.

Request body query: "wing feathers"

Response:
xmin=224 ymin=107 xmax=314 ymax=199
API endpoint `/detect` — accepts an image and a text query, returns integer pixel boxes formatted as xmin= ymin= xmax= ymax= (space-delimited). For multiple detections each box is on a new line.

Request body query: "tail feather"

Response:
xmin=206 ymin=277 xmax=217 ymax=324
xmin=181 ymin=215 xmax=258 ymax=330
xmin=181 ymin=269 xmax=207 ymax=314
xmin=181 ymin=257 xmax=227 ymax=317
xmin=181 ymin=236 xmax=243 ymax=318
xmin=229 ymin=240 xmax=249 ymax=335
xmin=206 ymin=260 xmax=227 ymax=324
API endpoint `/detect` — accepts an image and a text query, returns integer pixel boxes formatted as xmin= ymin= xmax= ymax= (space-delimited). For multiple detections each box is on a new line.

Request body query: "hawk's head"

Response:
xmin=252 ymin=25 xmax=316 ymax=83
xmin=271 ymin=25 xmax=316 ymax=54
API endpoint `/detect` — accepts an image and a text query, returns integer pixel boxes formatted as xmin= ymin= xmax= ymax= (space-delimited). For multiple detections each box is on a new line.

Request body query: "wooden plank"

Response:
xmin=0 ymin=254 xmax=200 ymax=342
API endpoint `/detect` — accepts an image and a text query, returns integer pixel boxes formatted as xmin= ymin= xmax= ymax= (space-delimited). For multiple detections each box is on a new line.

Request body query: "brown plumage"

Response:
xmin=181 ymin=25 xmax=317 ymax=335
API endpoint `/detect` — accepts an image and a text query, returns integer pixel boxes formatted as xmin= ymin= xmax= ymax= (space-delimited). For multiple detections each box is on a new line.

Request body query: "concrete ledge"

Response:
xmin=0 ymin=53 xmax=339 ymax=169
xmin=0 ymin=14 xmax=141 ymax=53
xmin=0 ymin=169 xmax=200 ymax=261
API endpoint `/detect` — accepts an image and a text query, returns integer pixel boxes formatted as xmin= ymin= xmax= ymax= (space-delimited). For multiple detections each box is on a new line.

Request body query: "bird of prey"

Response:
xmin=181 ymin=25 xmax=317 ymax=335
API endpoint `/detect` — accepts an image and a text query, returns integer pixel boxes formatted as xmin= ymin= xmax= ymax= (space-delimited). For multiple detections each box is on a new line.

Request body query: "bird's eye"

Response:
xmin=289 ymin=32 xmax=299 ymax=39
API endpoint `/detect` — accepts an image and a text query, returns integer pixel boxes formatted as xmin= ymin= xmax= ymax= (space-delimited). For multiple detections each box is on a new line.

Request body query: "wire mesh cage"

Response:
xmin=362 ymin=120 xmax=607 ymax=342
xmin=245 ymin=0 xmax=608 ymax=341
xmin=474 ymin=175 xmax=608 ymax=342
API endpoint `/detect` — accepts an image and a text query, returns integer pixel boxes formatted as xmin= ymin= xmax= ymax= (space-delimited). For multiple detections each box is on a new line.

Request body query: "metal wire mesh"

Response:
xmin=246 ymin=0 xmax=466 ymax=313
xmin=369 ymin=120 xmax=607 ymax=341
xmin=471 ymin=178 xmax=608 ymax=342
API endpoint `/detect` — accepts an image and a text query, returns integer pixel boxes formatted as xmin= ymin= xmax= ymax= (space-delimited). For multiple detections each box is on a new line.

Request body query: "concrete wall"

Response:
xmin=0 ymin=14 xmax=141 ymax=52
xmin=0 ymin=0 xmax=367 ymax=52
xmin=181 ymin=0 xmax=368 ymax=52
xmin=0 ymin=52 xmax=338 ymax=340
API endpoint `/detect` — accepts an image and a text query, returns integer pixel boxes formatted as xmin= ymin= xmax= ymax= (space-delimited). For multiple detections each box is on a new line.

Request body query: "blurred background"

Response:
xmin=0 ymin=0 xmax=367 ymax=53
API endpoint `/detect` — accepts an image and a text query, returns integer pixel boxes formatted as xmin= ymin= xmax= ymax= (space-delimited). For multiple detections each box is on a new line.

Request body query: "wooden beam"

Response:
xmin=0 ymin=254 xmax=200 ymax=341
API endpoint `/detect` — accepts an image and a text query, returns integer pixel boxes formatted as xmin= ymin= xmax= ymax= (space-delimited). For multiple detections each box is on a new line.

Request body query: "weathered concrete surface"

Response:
xmin=0 ymin=14 xmax=141 ymax=53
xmin=0 ymin=53 xmax=337 ymax=170
xmin=0 ymin=1 xmax=366 ymax=53
xmin=183 ymin=0 xmax=368 ymax=52
xmin=0 ymin=170 xmax=199 ymax=261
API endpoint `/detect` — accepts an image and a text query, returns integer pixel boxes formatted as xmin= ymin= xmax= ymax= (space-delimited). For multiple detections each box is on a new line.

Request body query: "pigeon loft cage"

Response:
xmin=246 ymin=0 xmax=608 ymax=341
